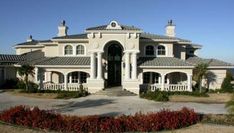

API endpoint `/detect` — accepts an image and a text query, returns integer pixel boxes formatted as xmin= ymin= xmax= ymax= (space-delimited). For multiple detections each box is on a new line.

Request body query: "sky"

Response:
xmin=0 ymin=0 xmax=234 ymax=63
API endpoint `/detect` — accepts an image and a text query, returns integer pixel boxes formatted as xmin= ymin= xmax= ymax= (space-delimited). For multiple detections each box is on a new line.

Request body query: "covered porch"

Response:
xmin=140 ymin=70 xmax=193 ymax=92
xmin=36 ymin=68 xmax=90 ymax=91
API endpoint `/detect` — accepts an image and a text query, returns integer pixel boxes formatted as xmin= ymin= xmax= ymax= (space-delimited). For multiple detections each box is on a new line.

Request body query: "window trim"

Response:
xmin=64 ymin=45 xmax=73 ymax=55
xmin=76 ymin=44 xmax=86 ymax=55
xmin=156 ymin=44 xmax=167 ymax=57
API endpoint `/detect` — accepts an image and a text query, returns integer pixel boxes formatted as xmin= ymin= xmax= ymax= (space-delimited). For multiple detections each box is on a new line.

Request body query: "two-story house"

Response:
xmin=0 ymin=20 xmax=233 ymax=94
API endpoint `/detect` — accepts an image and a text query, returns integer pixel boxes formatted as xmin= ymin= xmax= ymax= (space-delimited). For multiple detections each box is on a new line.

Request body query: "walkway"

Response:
xmin=0 ymin=92 xmax=227 ymax=116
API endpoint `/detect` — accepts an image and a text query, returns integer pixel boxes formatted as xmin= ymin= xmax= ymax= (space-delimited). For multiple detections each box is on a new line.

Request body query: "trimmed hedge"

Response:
xmin=140 ymin=90 xmax=209 ymax=102
xmin=0 ymin=105 xmax=201 ymax=132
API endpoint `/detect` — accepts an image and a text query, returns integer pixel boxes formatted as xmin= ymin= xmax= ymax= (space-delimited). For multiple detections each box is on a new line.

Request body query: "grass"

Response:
xmin=225 ymin=93 xmax=234 ymax=114
xmin=7 ymin=89 xmax=89 ymax=99
xmin=202 ymin=114 xmax=234 ymax=126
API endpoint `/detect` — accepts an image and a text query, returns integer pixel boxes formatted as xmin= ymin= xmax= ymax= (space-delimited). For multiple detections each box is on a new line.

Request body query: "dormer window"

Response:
xmin=76 ymin=45 xmax=84 ymax=55
xmin=64 ymin=45 xmax=73 ymax=55
xmin=157 ymin=45 xmax=166 ymax=55
xmin=145 ymin=45 xmax=155 ymax=56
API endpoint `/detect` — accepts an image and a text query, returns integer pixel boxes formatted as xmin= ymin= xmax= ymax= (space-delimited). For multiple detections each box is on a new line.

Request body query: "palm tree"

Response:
xmin=193 ymin=63 xmax=209 ymax=93
xmin=18 ymin=64 xmax=34 ymax=92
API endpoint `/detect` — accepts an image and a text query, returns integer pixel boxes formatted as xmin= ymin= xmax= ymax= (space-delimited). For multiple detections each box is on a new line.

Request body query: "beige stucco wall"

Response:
xmin=16 ymin=47 xmax=43 ymax=55
xmin=205 ymin=69 xmax=227 ymax=89
xmin=43 ymin=45 xmax=59 ymax=57
xmin=173 ymin=44 xmax=186 ymax=60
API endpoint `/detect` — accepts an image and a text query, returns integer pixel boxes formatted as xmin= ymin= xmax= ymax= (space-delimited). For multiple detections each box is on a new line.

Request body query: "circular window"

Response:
xmin=111 ymin=22 xmax=116 ymax=27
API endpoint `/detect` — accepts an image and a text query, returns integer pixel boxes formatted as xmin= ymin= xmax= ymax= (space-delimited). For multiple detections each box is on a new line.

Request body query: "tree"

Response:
xmin=17 ymin=64 xmax=34 ymax=92
xmin=193 ymin=63 xmax=209 ymax=93
xmin=221 ymin=71 xmax=233 ymax=92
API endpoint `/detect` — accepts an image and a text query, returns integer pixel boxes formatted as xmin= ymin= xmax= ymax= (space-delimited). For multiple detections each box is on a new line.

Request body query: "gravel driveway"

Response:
xmin=0 ymin=92 xmax=228 ymax=116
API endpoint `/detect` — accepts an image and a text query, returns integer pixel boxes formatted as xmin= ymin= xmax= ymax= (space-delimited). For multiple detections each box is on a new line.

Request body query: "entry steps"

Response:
xmin=94 ymin=86 xmax=136 ymax=96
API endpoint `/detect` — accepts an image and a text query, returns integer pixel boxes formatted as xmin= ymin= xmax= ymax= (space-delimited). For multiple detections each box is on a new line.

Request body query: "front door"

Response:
xmin=107 ymin=44 xmax=122 ymax=87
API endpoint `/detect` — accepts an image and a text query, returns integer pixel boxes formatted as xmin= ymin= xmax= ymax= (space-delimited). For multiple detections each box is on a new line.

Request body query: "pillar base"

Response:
xmin=122 ymin=79 xmax=140 ymax=95
xmin=87 ymin=78 xmax=105 ymax=93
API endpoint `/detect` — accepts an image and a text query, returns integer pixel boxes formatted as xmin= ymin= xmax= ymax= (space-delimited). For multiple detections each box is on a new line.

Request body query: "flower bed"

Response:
xmin=0 ymin=105 xmax=201 ymax=132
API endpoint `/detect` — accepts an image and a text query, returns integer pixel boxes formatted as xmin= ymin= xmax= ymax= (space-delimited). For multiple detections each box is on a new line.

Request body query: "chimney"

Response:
xmin=27 ymin=35 xmax=33 ymax=42
xmin=57 ymin=20 xmax=68 ymax=37
xmin=165 ymin=20 xmax=176 ymax=37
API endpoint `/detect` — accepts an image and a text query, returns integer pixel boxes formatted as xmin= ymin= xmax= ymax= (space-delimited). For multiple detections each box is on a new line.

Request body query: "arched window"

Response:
xmin=76 ymin=45 xmax=84 ymax=55
xmin=64 ymin=45 xmax=73 ymax=55
xmin=145 ymin=45 xmax=155 ymax=56
xmin=157 ymin=45 xmax=166 ymax=55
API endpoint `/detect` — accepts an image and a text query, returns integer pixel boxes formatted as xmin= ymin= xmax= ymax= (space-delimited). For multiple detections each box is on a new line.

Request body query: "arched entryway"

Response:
xmin=106 ymin=43 xmax=123 ymax=87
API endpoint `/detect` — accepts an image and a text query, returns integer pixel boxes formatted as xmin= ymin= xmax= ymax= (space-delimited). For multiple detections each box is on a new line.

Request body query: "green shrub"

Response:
xmin=226 ymin=94 xmax=234 ymax=114
xmin=56 ymin=90 xmax=89 ymax=99
xmin=140 ymin=90 xmax=169 ymax=101
xmin=16 ymin=80 xmax=26 ymax=89
xmin=221 ymin=72 xmax=233 ymax=92
xmin=169 ymin=91 xmax=209 ymax=97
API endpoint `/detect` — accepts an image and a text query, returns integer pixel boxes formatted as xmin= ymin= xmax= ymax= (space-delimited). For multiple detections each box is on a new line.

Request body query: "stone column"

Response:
xmin=97 ymin=52 xmax=103 ymax=79
xmin=131 ymin=52 xmax=137 ymax=80
xmin=161 ymin=74 xmax=165 ymax=91
xmin=90 ymin=52 xmax=96 ymax=79
xmin=125 ymin=52 xmax=130 ymax=80
xmin=187 ymin=74 xmax=192 ymax=92
xmin=64 ymin=73 xmax=68 ymax=90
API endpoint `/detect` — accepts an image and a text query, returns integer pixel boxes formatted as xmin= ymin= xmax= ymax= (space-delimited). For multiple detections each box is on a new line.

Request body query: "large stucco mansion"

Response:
xmin=0 ymin=20 xmax=233 ymax=94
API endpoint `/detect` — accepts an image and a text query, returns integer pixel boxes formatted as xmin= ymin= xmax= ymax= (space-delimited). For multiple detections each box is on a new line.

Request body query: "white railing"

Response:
xmin=164 ymin=84 xmax=188 ymax=91
xmin=67 ymin=83 xmax=80 ymax=91
xmin=43 ymin=83 xmax=65 ymax=91
xmin=42 ymin=83 xmax=86 ymax=91
xmin=141 ymin=84 xmax=188 ymax=92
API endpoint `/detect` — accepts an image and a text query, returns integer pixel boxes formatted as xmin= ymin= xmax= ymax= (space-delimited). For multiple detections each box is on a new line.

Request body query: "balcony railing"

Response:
xmin=42 ymin=83 xmax=88 ymax=91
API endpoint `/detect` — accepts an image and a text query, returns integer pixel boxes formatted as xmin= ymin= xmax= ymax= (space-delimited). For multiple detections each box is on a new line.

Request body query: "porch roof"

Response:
xmin=0 ymin=54 xmax=25 ymax=65
xmin=138 ymin=57 xmax=193 ymax=67
xmin=34 ymin=57 xmax=90 ymax=66
xmin=186 ymin=57 xmax=233 ymax=67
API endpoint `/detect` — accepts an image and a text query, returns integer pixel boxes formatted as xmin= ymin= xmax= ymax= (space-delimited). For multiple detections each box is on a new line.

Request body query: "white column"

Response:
xmin=161 ymin=74 xmax=165 ymax=91
xmin=48 ymin=71 xmax=52 ymax=83
xmin=187 ymin=74 xmax=192 ymax=92
xmin=64 ymin=73 xmax=68 ymax=90
xmin=78 ymin=72 xmax=80 ymax=84
xmin=35 ymin=67 xmax=38 ymax=82
xmin=69 ymin=73 xmax=72 ymax=83
xmin=97 ymin=52 xmax=103 ymax=79
xmin=38 ymin=68 xmax=43 ymax=90
xmin=90 ymin=52 xmax=96 ymax=79
xmin=125 ymin=52 xmax=130 ymax=80
xmin=131 ymin=52 xmax=137 ymax=80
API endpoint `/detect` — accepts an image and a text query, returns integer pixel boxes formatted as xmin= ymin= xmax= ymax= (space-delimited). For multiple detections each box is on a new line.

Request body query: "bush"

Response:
xmin=226 ymin=94 xmax=234 ymax=114
xmin=169 ymin=91 xmax=209 ymax=97
xmin=56 ymin=91 xmax=89 ymax=99
xmin=140 ymin=90 xmax=208 ymax=102
xmin=0 ymin=105 xmax=201 ymax=132
xmin=140 ymin=90 xmax=169 ymax=101
xmin=221 ymin=72 xmax=233 ymax=92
